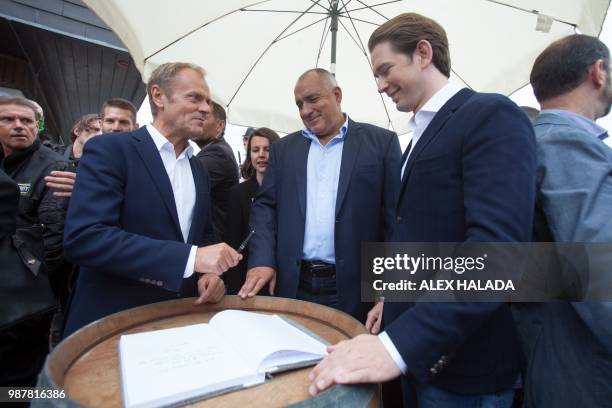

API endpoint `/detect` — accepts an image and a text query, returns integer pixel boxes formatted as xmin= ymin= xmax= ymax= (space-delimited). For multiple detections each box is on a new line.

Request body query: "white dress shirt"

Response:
xmin=383 ymin=81 xmax=465 ymax=374
xmin=401 ymin=82 xmax=464 ymax=179
xmin=146 ymin=124 xmax=197 ymax=278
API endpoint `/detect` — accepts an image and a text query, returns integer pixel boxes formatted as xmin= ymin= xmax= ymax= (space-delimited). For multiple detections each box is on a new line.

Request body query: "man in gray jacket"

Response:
xmin=513 ymin=34 xmax=612 ymax=407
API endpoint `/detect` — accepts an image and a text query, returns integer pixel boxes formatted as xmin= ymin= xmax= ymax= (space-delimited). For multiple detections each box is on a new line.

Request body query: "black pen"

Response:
xmin=237 ymin=229 xmax=256 ymax=254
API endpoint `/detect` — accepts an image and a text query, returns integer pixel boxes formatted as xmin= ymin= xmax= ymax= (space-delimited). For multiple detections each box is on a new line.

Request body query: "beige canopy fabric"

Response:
xmin=83 ymin=0 xmax=610 ymax=134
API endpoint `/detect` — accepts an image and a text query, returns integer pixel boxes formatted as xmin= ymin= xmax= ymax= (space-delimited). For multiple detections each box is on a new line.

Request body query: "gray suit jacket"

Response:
xmin=513 ymin=111 xmax=612 ymax=408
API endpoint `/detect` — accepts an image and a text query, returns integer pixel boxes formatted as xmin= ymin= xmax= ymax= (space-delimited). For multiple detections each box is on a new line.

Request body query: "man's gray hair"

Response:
xmin=297 ymin=68 xmax=339 ymax=90
xmin=0 ymin=96 xmax=41 ymax=120
xmin=147 ymin=62 xmax=206 ymax=117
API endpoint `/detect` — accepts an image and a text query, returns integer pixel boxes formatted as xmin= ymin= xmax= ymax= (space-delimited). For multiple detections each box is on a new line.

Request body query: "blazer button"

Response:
xmin=429 ymin=367 xmax=438 ymax=375
xmin=396 ymin=216 xmax=402 ymax=222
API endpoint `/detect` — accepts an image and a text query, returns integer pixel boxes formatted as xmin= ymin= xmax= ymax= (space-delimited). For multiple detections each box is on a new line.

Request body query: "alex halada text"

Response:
xmin=373 ymin=279 xmax=515 ymax=291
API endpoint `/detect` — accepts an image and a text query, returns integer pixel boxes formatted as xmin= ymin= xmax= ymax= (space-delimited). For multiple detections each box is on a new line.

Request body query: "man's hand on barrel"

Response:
xmin=308 ymin=334 xmax=401 ymax=396
xmin=238 ymin=266 xmax=276 ymax=298
xmin=194 ymin=243 xmax=242 ymax=275
xmin=195 ymin=273 xmax=226 ymax=304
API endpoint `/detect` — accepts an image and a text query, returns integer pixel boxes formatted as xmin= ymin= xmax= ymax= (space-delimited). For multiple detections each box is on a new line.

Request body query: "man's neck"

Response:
xmin=72 ymin=138 xmax=85 ymax=159
xmin=316 ymin=114 xmax=345 ymax=146
xmin=152 ymin=118 xmax=189 ymax=157
xmin=413 ymin=72 xmax=449 ymax=114
xmin=540 ymin=84 xmax=604 ymax=121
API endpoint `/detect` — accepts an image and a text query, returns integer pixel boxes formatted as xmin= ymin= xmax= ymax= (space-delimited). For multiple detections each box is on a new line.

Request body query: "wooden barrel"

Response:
xmin=35 ymin=296 xmax=379 ymax=407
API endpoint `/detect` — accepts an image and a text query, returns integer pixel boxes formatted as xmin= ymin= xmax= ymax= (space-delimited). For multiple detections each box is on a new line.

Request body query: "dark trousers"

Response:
xmin=296 ymin=260 xmax=339 ymax=309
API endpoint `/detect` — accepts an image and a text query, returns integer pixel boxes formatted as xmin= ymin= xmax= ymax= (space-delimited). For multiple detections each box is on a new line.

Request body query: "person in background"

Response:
xmin=44 ymin=97 xmax=139 ymax=197
xmin=101 ymin=97 xmax=139 ymax=133
xmin=512 ymin=34 xmax=612 ymax=408
xmin=0 ymin=96 xmax=70 ymax=385
xmin=193 ymin=101 xmax=239 ymax=240
xmin=224 ymin=127 xmax=280 ymax=294
xmin=242 ymin=127 xmax=255 ymax=153
xmin=63 ymin=114 xmax=102 ymax=166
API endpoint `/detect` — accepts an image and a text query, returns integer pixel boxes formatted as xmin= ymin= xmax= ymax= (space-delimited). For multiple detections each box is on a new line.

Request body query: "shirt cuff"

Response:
xmin=183 ymin=246 xmax=197 ymax=278
xmin=379 ymin=331 xmax=408 ymax=374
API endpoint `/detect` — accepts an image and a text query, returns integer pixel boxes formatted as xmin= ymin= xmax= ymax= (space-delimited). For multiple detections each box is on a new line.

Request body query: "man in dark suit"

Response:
xmin=309 ymin=13 xmax=536 ymax=407
xmin=63 ymin=63 xmax=242 ymax=337
xmin=193 ymin=101 xmax=239 ymax=240
xmin=512 ymin=34 xmax=612 ymax=408
xmin=239 ymin=68 xmax=401 ymax=322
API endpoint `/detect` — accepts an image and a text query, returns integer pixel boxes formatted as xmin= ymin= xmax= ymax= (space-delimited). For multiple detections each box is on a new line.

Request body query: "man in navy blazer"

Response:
xmin=310 ymin=13 xmax=536 ymax=406
xmin=512 ymin=34 xmax=612 ymax=408
xmin=63 ymin=63 xmax=241 ymax=337
xmin=239 ymin=68 xmax=401 ymax=322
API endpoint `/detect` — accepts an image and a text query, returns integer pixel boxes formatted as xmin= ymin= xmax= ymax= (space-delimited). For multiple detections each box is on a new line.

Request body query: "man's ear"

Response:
xmin=415 ymin=39 xmax=434 ymax=69
xmin=591 ymin=59 xmax=608 ymax=90
xmin=334 ymin=86 xmax=343 ymax=105
xmin=150 ymin=84 xmax=165 ymax=113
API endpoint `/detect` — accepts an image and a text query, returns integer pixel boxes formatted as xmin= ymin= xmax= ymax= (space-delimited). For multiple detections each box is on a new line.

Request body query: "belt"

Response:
xmin=300 ymin=260 xmax=336 ymax=278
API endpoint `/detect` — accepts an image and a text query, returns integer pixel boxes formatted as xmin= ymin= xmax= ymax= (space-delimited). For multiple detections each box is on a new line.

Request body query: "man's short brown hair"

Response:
xmin=368 ymin=13 xmax=451 ymax=78
xmin=146 ymin=62 xmax=206 ymax=117
xmin=101 ymin=98 xmax=137 ymax=123
xmin=71 ymin=114 xmax=101 ymax=142
xmin=0 ymin=96 xmax=41 ymax=120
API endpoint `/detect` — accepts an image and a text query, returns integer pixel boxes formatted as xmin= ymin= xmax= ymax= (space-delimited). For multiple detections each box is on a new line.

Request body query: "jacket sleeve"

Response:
xmin=382 ymin=131 xmax=402 ymax=236
xmin=38 ymin=160 xmax=71 ymax=276
xmin=63 ymin=137 xmax=191 ymax=292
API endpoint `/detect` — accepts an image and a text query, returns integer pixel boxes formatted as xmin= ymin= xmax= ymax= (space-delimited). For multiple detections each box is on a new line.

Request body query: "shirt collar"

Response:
xmin=408 ymin=82 xmax=464 ymax=131
xmin=541 ymin=109 xmax=608 ymax=140
xmin=146 ymin=124 xmax=194 ymax=158
xmin=301 ymin=113 xmax=349 ymax=143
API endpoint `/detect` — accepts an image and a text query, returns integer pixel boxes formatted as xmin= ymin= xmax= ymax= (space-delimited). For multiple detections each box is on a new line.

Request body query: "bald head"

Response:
xmin=296 ymin=68 xmax=338 ymax=92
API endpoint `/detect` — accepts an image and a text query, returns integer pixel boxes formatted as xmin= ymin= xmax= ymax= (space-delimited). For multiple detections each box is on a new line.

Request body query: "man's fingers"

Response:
xmin=269 ymin=276 xmax=276 ymax=296
xmin=371 ymin=319 xmax=382 ymax=334
xmin=335 ymin=368 xmax=372 ymax=384
xmin=248 ymin=277 xmax=268 ymax=297
xmin=48 ymin=171 xmax=76 ymax=179
xmin=53 ymin=192 xmax=73 ymax=197
xmin=45 ymin=180 xmax=74 ymax=190
xmin=239 ymin=276 xmax=258 ymax=298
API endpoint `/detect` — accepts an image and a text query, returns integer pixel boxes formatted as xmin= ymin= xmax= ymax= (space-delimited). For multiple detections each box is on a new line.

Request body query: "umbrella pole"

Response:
xmin=330 ymin=0 xmax=339 ymax=76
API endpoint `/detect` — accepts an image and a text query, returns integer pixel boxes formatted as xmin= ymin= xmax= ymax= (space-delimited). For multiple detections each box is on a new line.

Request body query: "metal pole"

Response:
xmin=330 ymin=0 xmax=339 ymax=76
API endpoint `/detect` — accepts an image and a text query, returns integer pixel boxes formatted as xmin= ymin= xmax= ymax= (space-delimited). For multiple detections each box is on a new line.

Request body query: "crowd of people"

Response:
xmin=0 ymin=11 xmax=611 ymax=408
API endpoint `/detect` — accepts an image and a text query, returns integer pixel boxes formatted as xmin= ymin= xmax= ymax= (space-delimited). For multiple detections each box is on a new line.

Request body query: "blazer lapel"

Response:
xmin=335 ymin=119 xmax=362 ymax=216
xmin=294 ymin=135 xmax=311 ymax=218
xmin=398 ymin=88 xmax=474 ymax=205
xmin=187 ymin=157 xmax=205 ymax=244
xmin=132 ymin=127 xmax=182 ymax=239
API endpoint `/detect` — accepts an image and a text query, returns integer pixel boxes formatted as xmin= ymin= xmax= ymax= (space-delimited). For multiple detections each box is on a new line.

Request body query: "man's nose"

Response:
xmin=376 ymin=78 xmax=387 ymax=94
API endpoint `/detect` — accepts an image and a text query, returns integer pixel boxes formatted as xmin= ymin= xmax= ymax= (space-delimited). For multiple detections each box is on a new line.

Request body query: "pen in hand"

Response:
xmin=237 ymin=229 xmax=256 ymax=254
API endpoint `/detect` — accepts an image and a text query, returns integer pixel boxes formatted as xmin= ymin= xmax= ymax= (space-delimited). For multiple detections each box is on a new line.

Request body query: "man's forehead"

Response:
xmin=0 ymin=104 xmax=36 ymax=117
xmin=103 ymin=107 xmax=133 ymax=120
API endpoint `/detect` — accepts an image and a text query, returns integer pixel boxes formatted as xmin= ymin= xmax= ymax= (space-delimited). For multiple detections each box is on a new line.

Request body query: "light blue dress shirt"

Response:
xmin=301 ymin=115 xmax=349 ymax=263
xmin=542 ymin=109 xmax=608 ymax=140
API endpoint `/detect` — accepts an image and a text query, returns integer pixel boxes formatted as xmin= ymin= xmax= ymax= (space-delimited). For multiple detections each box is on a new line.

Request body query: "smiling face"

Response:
xmin=156 ymin=68 xmax=211 ymax=140
xmin=0 ymin=104 xmax=39 ymax=155
xmin=294 ymin=72 xmax=345 ymax=141
xmin=249 ymin=135 xmax=271 ymax=178
xmin=371 ymin=41 xmax=426 ymax=113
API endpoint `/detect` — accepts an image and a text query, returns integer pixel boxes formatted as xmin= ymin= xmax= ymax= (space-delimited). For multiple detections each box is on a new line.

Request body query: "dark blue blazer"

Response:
xmin=384 ymin=89 xmax=536 ymax=395
xmin=248 ymin=119 xmax=401 ymax=321
xmin=63 ymin=127 xmax=215 ymax=336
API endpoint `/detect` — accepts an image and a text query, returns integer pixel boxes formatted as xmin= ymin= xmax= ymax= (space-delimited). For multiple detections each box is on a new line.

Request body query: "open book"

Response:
xmin=119 ymin=310 xmax=328 ymax=408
